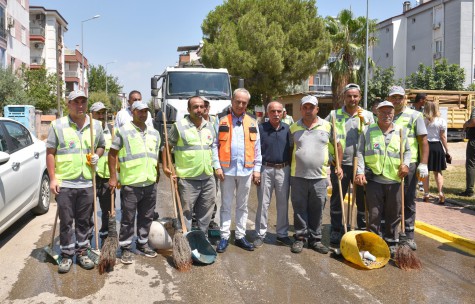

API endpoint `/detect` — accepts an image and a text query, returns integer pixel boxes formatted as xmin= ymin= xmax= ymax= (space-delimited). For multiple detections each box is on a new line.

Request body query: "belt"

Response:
xmin=263 ymin=161 xmax=289 ymax=169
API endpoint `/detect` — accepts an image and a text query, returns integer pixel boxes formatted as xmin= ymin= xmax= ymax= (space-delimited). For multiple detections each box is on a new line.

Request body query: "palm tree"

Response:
xmin=325 ymin=9 xmax=377 ymax=108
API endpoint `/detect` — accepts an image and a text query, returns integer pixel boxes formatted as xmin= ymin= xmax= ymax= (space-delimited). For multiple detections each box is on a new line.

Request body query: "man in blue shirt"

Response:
xmin=253 ymin=101 xmax=292 ymax=248
xmin=213 ymin=88 xmax=262 ymax=253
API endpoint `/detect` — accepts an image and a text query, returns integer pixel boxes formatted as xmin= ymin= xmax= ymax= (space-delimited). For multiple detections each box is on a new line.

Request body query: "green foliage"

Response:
xmin=325 ymin=9 xmax=378 ymax=107
xmin=367 ymin=66 xmax=403 ymax=103
xmin=0 ymin=67 xmax=30 ymax=114
xmin=201 ymin=0 xmax=331 ymax=105
xmin=405 ymin=59 xmax=465 ymax=90
xmin=88 ymin=91 xmax=122 ymax=113
xmin=88 ymin=64 xmax=122 ymax=103
xmin=465 ymin=83 xmax=475 ymax=91
xmin=21 ymin=66 xmax=59 ymax=113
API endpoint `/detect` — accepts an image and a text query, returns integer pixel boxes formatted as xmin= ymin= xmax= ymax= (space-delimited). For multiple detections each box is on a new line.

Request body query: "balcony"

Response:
xmin=30 ymin=27 xmax=45 ymax=42
xmin=309 ymin=85 xmax=332 ymax=92
xmin=65 ymin=71 xmax=80 ymax=78
xmin=30 ymin=56 xmax=44 ymax=66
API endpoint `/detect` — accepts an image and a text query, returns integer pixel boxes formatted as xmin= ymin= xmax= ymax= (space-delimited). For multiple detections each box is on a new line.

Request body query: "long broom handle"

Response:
xmin=400 ymin=128 xmax=405 ymax=232
xmin=89 ymin=114 xmax=99 ymax=250
xmin=162 ymin=112 xmax=180 ymax=221
xmin=350 ymin=156 xmax=358 ymax=231
xmin=332 ymin=111 xmax=347 ymax=234
xmin=50 ymin=206 xmax=59 ymax=248
xmin=110 ymin=126 xmax=115 ymax=217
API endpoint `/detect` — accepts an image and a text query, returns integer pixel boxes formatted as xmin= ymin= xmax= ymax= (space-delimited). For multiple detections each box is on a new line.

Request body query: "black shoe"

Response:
xmin=153 ymin=212 xmax=159 ymax=220
xmin=291 ymin=240 xmax=304 ymax=253
xmin=235 ymin=237 xmax=255 ymax=251
xmin=216 ymin=238 xmax=229 ymax=253
xmin=457 ymin=191 xmax=474 ymax=197
xmin=276 ymin=236 xmax=293 ymax=247
xmin=208 ymin=221 xmax=219 ymax=230
xmin=309 ymin=242 xmax=329 ymax=254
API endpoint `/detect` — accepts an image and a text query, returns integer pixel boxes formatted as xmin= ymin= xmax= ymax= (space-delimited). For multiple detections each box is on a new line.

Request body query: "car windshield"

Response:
xmin=167 ymin=72 xmax=231 ymax=98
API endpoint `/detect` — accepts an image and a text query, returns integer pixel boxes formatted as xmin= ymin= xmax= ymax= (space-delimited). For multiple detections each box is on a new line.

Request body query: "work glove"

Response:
xmin=417 ymin=163 xmax=429 ymax=179
xmin=86 ymin=153 xmax=99 ymax=167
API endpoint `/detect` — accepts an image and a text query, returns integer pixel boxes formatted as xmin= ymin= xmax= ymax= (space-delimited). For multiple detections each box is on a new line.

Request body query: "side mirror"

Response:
xmin=151 ymin=77 xmax=158 ymax=90
xmin=151 ymin=89 xmax=158 ymax=97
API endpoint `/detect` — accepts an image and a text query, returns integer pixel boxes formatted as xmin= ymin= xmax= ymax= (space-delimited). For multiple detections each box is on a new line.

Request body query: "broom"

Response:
xmin=98 ymin=127 xmax=119 ymax=274
xmin=163 ymin=112 xmax=192 ymax=272
xmin=332 ymin=111 xmax=347 ymax=235
xmin=394 ymin=128 xmax=422 ymax=270
xmin=88 ymin=113 xmax=100 ymax=264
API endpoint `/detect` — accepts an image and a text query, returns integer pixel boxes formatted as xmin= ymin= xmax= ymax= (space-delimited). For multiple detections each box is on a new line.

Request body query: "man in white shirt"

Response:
xmin=115 ymin=90 xmax=153 ymax=128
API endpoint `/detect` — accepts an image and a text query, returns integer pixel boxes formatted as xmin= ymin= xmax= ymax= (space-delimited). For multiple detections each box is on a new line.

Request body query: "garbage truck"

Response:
xmin=151 ymin=66 xmax=233 ymax=134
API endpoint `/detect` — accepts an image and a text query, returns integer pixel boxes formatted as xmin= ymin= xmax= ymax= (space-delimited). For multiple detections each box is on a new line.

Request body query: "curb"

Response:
xmin=415 ymin=220 xmax=475 ymax=252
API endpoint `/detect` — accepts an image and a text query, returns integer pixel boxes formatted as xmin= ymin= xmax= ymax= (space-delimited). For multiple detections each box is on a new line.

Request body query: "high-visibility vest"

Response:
xmin=174 ymin=118 xmax=214 ymax=178
xmin=393 ymin=107 xmax=421 ymax=163
xmin=282 ymin=116 xmax=294 ymax=125
xmin=290 ymin=120 xmax=331 ymax=178
xmin=96 ymin=130 xmax=112 ymax=178
xmin=117 ymin=122 xmax=160 ymax=186
xmin=363 ymin=123 xmax=403 ymax=182
xmin=52 ymin=116 xmax=100 ymax=181
xmin=328 ymin=108 xmax=370 ymax=157
xmin=217 ymin=113 xmax=258 ymax=168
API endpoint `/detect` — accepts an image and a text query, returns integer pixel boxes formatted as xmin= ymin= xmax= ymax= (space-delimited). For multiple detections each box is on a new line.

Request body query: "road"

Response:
xmin=1 ymin=167 xmax=474 ymax=303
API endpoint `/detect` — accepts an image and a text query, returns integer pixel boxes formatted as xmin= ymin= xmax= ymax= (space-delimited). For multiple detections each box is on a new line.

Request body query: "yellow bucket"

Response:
xmin=340 ymin=230 xmax=390 ymax=269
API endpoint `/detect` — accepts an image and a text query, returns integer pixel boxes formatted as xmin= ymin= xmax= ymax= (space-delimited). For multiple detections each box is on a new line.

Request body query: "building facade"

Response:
xmin=1 ymin=0 xmax=29 ymax=70
xmin=372 ymin=0 xmax=474 ymax=86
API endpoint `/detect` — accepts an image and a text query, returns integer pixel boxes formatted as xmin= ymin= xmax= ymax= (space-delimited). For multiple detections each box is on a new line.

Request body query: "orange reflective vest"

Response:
xmin=217 ymin=114 xmax=258 ymax=168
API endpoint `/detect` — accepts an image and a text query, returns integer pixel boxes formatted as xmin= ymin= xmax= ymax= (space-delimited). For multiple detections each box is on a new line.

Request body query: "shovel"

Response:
xmin=43 ymin=207 xmax=61 ymax=264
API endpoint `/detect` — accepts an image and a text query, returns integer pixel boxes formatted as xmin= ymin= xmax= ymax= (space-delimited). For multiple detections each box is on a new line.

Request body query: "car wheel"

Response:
xmin=32 ymin=173 xmax=50 ymax=215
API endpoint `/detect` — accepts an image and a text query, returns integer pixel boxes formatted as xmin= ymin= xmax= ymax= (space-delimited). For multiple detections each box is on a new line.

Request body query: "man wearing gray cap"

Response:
xmin=46 ymin=90 xmax=105 ymax=273
xmin=108 ymin=100 xmax=161 ymax=264
xmin=387 ymin=86 xmax=428 ymax=251
xmin=90 ymin=102 xmax=113 ymax=245
xmin=289 ymin=95 xmax=343 ymax=254
xmin=355 ymin=101 xmax=411 ymax=256
xmin=325 ymin=83 xmax=374 ymax=246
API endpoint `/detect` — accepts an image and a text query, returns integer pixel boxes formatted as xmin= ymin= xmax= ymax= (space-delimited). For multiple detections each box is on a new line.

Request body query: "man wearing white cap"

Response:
xmin=387 ymin=86 xmax=428 ymax=251
xmin=355 ymin=101 xmax=411 ymax=256
xmin=46 ymin=90 xmax=105 ymax=273
xmin=114 ymin=90 xmax=153 ymax=128
xmin=289 ymin=95 xmax=343 ymax=254
xmin=325 ymin=83 xmax=374 ymax=245
xmin=108 ymin=100 xmax=161 ymax=264
xmin=90 ymin=102 xmax=113 ymax=245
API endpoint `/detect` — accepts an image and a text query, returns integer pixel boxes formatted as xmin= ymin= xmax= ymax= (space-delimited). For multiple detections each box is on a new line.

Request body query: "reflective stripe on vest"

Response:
xmin=393 ymin=108 xmax=420 ymax=163
xmin=218 ymin=114 xmax=257 ymax=168
xmin=52 ymin=116 xmax=99 ymax=181
xmin=328 ymin=109 xmax=348 ymax=157
xmin=174 ymin=118 xmax=214 ymax=178
xmin=118 ymin=123 xmax=160 ymax=185
xmin=364 ymin=124 xmax=402 ymax=182
xmin=97 ymin=131 xmax=112 ymax=178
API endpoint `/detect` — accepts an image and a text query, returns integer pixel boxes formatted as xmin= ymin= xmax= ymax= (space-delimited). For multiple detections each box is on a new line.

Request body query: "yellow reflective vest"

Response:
xmin=97 ymin=129 xmax=112 ymax=178
xmin=393 ymin=107 xmax=422 ymax=163
xmin=52 ymin=116 xmax=101 ymax=181
xmin=117 ymin=122 xmax=160 ymax=186
xmin=174 ymin=118 xmax=214 ymax=178
xmin=363 ymin=123 xmax=403 ymax=182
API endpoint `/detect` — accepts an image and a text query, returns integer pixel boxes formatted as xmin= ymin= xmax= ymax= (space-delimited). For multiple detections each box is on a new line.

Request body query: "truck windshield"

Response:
xmin=167 ymin=72 xmax=231 ymax=98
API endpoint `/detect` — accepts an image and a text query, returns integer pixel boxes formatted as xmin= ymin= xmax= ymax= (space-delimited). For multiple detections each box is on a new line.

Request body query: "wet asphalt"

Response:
xmin=0 ymin=172 xmax=474 ymax=303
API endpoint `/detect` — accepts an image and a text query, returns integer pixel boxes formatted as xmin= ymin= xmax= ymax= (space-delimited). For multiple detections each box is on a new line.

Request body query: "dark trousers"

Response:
xmin=96 ymin=176 xmax=112 ymax=239
xmin=290 ymin=177 xmax=327 ymax=243
xmin=366 ymin=180 xmax=401 ymax=243
xmin=330 ymin=165 xmax=365 ymax=232
xmin=56 ymin=187 xmax=94 ymax=257
xmin=119 ymin=184 xmax=157 ymax=249
xmin=466 ymin=139 xmax=475 ymax=193
xmin=403 ymin=163 xmax=417 ymax=239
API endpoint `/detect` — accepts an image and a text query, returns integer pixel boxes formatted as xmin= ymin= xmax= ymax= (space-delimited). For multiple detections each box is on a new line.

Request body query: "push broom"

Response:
xmin=394 ymin=128 xmax=422 ymax=270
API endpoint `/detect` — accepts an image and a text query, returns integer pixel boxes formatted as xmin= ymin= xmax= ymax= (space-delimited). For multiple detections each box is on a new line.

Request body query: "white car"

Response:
xmin=0 ymin=118 xmax=50 ymax=235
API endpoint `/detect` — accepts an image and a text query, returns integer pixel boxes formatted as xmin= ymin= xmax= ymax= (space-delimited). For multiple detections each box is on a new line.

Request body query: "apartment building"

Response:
xmin=372 ymin=0 xmax=474 ymax=86
xmin=1 ymin=0 xmax=29 ymax=70
xmin=64 ymin=46 xmax=85 ymax=96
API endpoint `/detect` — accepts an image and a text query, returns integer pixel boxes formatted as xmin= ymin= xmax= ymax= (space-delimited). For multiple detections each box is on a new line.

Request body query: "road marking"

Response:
xmin=415 ymin=226 xmax=475 ymax=256
xmin=330 ymin=273 xmax=382 ymax=303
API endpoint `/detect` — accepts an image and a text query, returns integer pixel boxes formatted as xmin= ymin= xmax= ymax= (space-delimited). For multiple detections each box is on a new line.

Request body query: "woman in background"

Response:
xmin=422 ymin=101 xmax=449 ymax=204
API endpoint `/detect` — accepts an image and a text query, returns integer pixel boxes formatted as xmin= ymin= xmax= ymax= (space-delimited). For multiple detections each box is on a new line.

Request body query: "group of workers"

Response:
xmin=47 ymin=82 xmax=429 ymax=273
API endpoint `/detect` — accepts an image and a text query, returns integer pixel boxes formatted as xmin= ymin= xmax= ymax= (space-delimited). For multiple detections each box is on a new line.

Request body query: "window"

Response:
xmin=412 ymin=45 xmax=416 ymax=51
xmin=3 ymin=121 xmax=32 ymax=152
xmin=0 ymin=6 xmax=5 ymax=38
xmin=21 ymin=0 xmax=25 ymax=8
xmin=21 ymin=27 xmax=26 ymax=44
xmin=386 ymin=53 xmax=389 ymax=58
xmin=386 ymin=28 xmax=390 ymax=32
xmin=435 ymin=40 xmax=443 ymax=53
xmin=412 ymin=18 xmax=416 ymax=23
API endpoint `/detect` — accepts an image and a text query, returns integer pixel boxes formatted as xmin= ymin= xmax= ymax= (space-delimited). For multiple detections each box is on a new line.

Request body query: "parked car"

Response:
xmin=0 ymin=118 xmax=50 ymax=235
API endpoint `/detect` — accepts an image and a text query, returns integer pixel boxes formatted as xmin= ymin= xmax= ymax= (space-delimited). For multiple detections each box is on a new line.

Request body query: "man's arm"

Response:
xmin=46 ymin=148 xmax=59 ymax=195
xmin=108 ymin=148 xmax=119 ymax=190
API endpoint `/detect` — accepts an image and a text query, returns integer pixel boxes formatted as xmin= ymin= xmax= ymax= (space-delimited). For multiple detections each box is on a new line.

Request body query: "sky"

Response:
xmin=30 ymin=0 xmax=410 ymax=101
